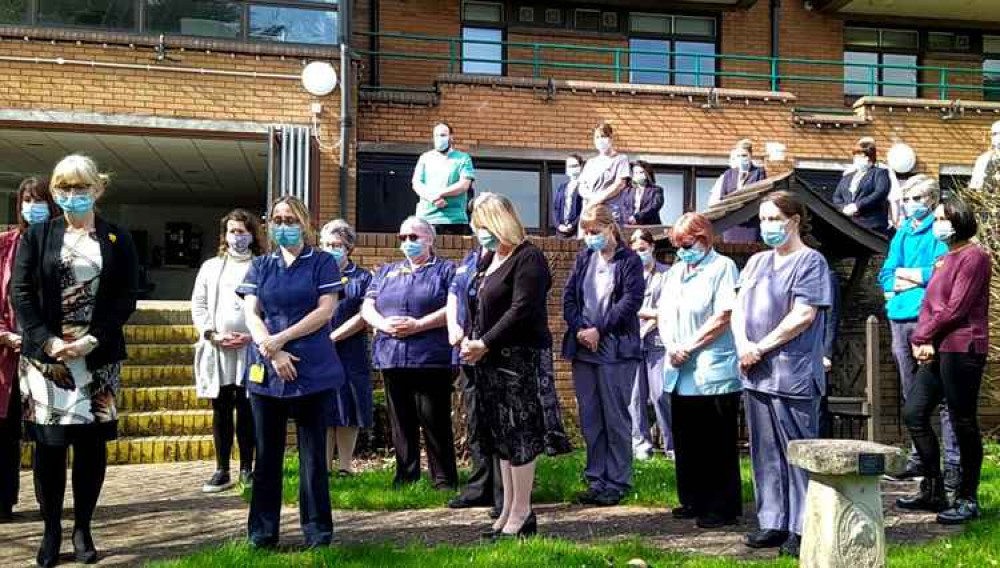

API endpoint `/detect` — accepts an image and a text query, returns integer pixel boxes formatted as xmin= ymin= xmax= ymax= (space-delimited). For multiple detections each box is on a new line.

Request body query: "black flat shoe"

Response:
xmin=449 ymin=495 xmax=492 ymax=509
xmin=937 ymin=498 xmax=981 ymax=525
xmin=897 ymin=476 xmax=948 ymax=512
xmin=495 ymin=512 xmax=537 ymax=540
xmin=575 ymin=488 xmax=602 ymax=505
xmin=671 ymin=505 xmax=698 ymax=520
xmin=72 ymin=528 xmax=98 ymax=564
xmin=745 ymin=529 xmax=788 ymax=549
xmin=592 ymin=490 xmax=622 ymax=507
xmin=886 ymin=462 xmax=924 ymax=481
xmin=779 ymin=533 xmax=801 ymax=558
xmin=488 ymin=506 xmax=502 ymax=520
xmin=696 ymin=515 xmax=738 ymax=529
xmin=37 ymin=528 xmax=61 ymax=568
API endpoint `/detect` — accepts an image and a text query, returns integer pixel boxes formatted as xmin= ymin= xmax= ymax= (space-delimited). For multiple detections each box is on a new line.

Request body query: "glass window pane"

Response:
xmin=985 ymin=59 xmax=1000 ymax=102
xmin=675 ymin=41 xmax=715 ymax=87
xmin=629 ymin=38 xmax=668 ymax=85
xmin=629 ymin=13 xmax=670 ymax=35
xmin=38 ymin=0 xmax=135 ymax=29
xmin=462 ymin=27 xmax=502 ymax=75
xmin=844 ymin=27 xmax=878 ymax=48
xmin=147 ymin=0 xmax=241 ymax=39
xmin=249 ymin=5 xmax=337 ymax=45
xmin=882 ymin=53 xmax=917 ymax=97
xmin=574 ymin=9 xmax=599 ymax=32
xmin=986 ymin=35 xmax=1000 ymax=55
xmin=655 ymin=171 xmax=685 ymax=226
xmin=675 ymin=16 xmax=714 ymax=38
xmin=927 ymin=32 xmax=956 ymax=52
xmin=464 ymin=1 xmax=502 ymax=23
xmin=475 ymin=169 xmax=540 ymax=229
xmin=844 ymin=51 xmax=878 ymax=96
xmin=880 ymin=29 xmax=918 ymax=50
xmin=0 ymin=0 xmax=28 ymax=24
xmin=696 ymin=175 xmax=719 ymax=212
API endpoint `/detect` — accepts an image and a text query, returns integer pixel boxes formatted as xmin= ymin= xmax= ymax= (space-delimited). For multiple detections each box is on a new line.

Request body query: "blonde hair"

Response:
xmin=579 ymin=204 xmax=623 ymax=244
xmin=470 ymin=192 xmax=526 ymax=247
xmin=50 ymin=154 xmax=109 ymax=198
xmin=269 ymin=195 xmax=316 ymax=246
xmin=735 ymin=139 xmax=753 ymax=154
xmin=901 ymin=174 xmax=940 ymax=207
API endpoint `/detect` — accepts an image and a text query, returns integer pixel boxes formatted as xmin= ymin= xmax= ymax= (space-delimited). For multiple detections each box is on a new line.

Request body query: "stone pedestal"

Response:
xmin=788 ymin=440 xmax=907 ymax=568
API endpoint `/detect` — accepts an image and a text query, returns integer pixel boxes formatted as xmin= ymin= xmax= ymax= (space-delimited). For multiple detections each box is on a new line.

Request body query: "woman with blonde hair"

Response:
xmin=460 ymin=193 xmax=554 ymax=539
xmin=562 ymin=204 xmax=644 ymax=507
xmin=14 ymin=155 xmax=139 ymax=565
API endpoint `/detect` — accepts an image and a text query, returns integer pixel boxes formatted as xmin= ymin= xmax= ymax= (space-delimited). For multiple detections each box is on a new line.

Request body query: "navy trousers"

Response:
xmin=573 ymin=359 xmax=638 ymax=496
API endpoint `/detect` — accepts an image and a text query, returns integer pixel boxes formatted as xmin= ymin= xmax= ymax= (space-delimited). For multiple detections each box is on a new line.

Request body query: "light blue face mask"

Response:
xmin=434 ymin=135 xmax=450 ymax=152
xmin=637 ymin=249 xmax=653 ymax=265
xmin=270 ymin=224 xmax=302 ymax=248
xmin=932 ymin=220 xmax=955 ymax=243
xmin=21 ymin=202 xmax=50 ymax=225
xmin=401 ymin=239 xmax=426 ymax=259
xmin=760 ymin=220 xmax=790 ymax=248
xmin=905 ymin=201 xmax=930 ymax=220
xmin=55 ymin=194 xmax=95 ymax=216
xmin=325 ymin=246 xmax=347 ymax=264
xmin=585 ymin=233 xmax=608 ymax=252
xmin=676 ymin=245 xmax=707 ymax=265
xmin=476 ymin=229 xmax=499 ymax=252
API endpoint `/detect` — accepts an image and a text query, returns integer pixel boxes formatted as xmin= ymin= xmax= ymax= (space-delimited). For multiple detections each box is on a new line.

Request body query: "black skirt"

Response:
xmin=474 ymin=346 xmax=549 ymax=466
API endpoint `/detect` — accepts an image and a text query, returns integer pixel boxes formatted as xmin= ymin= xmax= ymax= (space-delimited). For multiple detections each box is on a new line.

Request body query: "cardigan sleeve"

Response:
xmin=480 ymin=247 xmax=550 ymax=348
xmin=12 ymin=224 xmax=53 ymax=358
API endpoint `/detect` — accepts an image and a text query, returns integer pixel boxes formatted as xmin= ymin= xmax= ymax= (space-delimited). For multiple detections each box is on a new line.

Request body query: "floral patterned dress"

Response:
xmin=20 ymin=230 xmax=120 ymax=439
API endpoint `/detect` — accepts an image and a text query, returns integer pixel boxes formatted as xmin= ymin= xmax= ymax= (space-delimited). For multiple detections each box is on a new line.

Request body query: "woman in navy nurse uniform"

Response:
xmin=362 ymin=216 xmax=458 ymax=490
xmin=238 ymin=196 xmax=344 ymax=549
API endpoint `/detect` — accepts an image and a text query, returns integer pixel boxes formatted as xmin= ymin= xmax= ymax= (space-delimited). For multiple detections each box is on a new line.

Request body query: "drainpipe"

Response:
xmin=770 ymin=0 xmax=781 ymax=91
xmin=339 ymin=0 xmax=353 ymax=220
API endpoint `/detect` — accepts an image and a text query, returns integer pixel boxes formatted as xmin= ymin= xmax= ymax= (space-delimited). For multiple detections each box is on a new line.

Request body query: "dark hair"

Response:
xmin=16 ymin=177 xmax=58 ymax=233
xmin=761 ymin=191 xmax=813 ymax=238
xmin=594 ymin=121 xmax=614 ymax=138
xmin=854 ymin=139 xmax=876 ymax=163
xmin=435 ymin=121 xmax=453 ymax=135
xmin=567 ymin=153 xmax=585 ymax=166
xmin=940 ymin=196 xmax=978 ymax=241
xmin=630 ymin=228 xmax=656 ymax=246
xmin=631 ymin=160 xmax=656 ymax=185
xmin=217 ymin=208 xmax=266 ymax=257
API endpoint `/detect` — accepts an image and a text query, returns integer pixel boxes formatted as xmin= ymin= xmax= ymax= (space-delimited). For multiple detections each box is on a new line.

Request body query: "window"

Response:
xmin=986 ymin=36 xmax=1000 ymax=102
xmin=464 ymin=0 xmax=502 ymax=23
xmin=656 ymin=171 xmax=686 ymax=225
xmin=37 ymin=0 xmax=135 ymax=29
xmin=476 ymin=168 xmax=541 ymax=228
xmin=628 ymin=12 xmax=717 ymax=87
xmin=147 ymin=0 xmax=241 ymax=39
xmin=462 ymin=27 xmax=502 ymax=75
xmin=844 ymin=27 xmax=918 ymax=98
xmin=927 ymin=32 xmax=970 ymax=53
xmin=574 ymin=8 xmax=599 ymax=32
xmin=0 ymin=0 xmax=29 ymax=24
xmin=695 ymin=174 xmax=718 ymax=212
xmin=249 ymin=5 xmax=338 ymax=45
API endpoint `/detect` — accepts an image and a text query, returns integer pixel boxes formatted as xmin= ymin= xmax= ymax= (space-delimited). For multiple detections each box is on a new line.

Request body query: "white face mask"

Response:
xmin=632 ymin=171 xmax=647 ymax=186
xmin=853 ymin=156 xmax=870 ymax=171
xmin=434 ymin=134 xmax=450 ymax=152
xmin=594 ymin=136 xmax=611 ymax=153
xmin=566 ymin=163 xmax=582 ymax=178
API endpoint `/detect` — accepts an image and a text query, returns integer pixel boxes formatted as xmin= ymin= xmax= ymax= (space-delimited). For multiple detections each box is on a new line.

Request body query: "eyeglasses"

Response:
xmin=52 ymin=185 xmax=91 ymax=196
xmin=270 ymin=217 xmax=299 ymax=226
xmin=901 ymin=195 xmax=928 ymax=203
xmin=397 ymin=234 xmax=422 ymax=242
xmin=678 ymin=242 xmax=698 ymax=250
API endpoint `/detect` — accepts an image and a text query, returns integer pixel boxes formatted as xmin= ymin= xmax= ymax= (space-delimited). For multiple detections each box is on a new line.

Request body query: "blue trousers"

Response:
xmin=745 ymin=389 xmax=819 ymax=536
xmin=629 ymin=348 xmax=673 ymax=453
xmin=249 ymin=390 xmax=333 ymax=547
xmin=573 ymin=359 xmax=638 ymax=496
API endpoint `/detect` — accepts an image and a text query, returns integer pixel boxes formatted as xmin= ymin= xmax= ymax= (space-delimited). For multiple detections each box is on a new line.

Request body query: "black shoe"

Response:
xmin=544 ymin=433 xmax=574 ymax=457
xmin=576 ymin=488 xmax=603 ymax=505
xmin=745 ymin=529 xmax=788 ymax=549
xmin=896 ymin=476 xmax=949 ymax=512
xmin=779 ymin=533 xmax=801 ymax=558
xmin=696 ymin=515 xmax=738 ymax=529
xmin=887 ymin=462 xmax=924 ymax=481
xmin=72 ymin=528 xmax=98 ymax=564
xmin=448 ymin=495 xmax=492 ymax=509
xmin=248 ymin=537 xmax=278 ymax=550
xmin=671 ymin=505 xmax=698 ymax=520
xmin=592 ymin=490 xmax=623 ymax=507
xmin=495 ymin=512 xmax=537 ymax=540
xmin=488 ymin=506 xmax=502 ymax=520
xmin=37 ymin=527 xmax=61 ymax=568
xmin=943 ymin=466 xmax=962 ymax=496
xmin=202 ymin=470 xmax=235 ymax=493
xmin=936 ymin=498 xmax=981 ymax=525
xmin=480 ymin=526 xmax=503 ymax=539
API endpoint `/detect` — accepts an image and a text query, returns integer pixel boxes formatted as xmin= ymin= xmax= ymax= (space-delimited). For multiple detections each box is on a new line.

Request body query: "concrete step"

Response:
xmin=118 ymin=410 xmax=214 ymax=437
xmin=126 ymin=344 xmax=194 ymax=366
xmin=124 ymin=325 xmax=198 ymax=345
xmin=118 ymin=386 xmax=209 ymax=412
xmin=21 ymin=435 xmax=230 ymax=467
xmin=127 ymin=301 xmax=193 ymax=326
xmin=121 ymin=365 xmax=193 ymax=387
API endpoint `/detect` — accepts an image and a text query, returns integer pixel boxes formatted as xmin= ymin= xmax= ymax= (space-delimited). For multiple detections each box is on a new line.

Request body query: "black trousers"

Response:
xmin=0 ymin=383 xmax=21 ymax=512
xmin=212 ymin=384 xmax=255 ymax=472
xmin=33 ymin=437 xmax=107 ymax=536
xmin=671 ymin=392 xmax=743 ymax=520
xmin=248 ymin=391 xmax=333 ymax=546
xmin=383 ymin=368 xmax=458 ymax=489
xmin=458 ymin=367 xmax=502 ymax=507
xmin=433 ymin=224 xmax=471 ymax=236
xmin=903 ymin=352 xmax=986 ymax=501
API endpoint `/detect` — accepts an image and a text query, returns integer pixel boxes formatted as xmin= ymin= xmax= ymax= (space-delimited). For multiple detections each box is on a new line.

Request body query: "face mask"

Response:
xmin=632 ymin=172 xmax=647 ymax=186
xmin=932 ymin=220 xmax=955 ymax=243
xmin=566 ymin=165 xmax=582 ymax=179
xmin=637 ymin=249 xmax=653 ymax=265
xmin=904 ymin=200 xmax=930 ymax=220
xmin=227 ymin=233 xmax=253 ymax=254
xmin=270 ymin=224 xmax=302 ymax=248
xmin=55 ymin=194 xmax=95 ymax=215
xmin=728 ymin=156 xmax=740 ymax=170
xmin=475 ymin=229 xmax=499 ymax=252
xmin=434 ymin=134 xmax=450 ymax=152
xmin=21 ymin=202 xmax=50 ymax=225
xmin=676 ymin=245 xmax=707 ymax=265
xmin=853 ymin=156 xmax=870 ymax=171
xmin=325 ymin=246 xmax=347 ymax=264
xmin=401 ymin=239 xmax=426 ymax=259
xmin=585 ymin=232 xmax=608 ymax=252
xmin=594 ymin=137 xmax=611 ymax=153
xmin=739 ymin=157 xmax=751 ymax=171
xmin=760 ymin=220 xmax=790 ymax=248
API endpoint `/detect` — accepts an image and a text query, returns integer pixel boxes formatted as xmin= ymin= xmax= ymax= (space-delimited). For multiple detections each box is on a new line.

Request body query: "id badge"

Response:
xmin=249 ymin=363 xmax=266 ymax=384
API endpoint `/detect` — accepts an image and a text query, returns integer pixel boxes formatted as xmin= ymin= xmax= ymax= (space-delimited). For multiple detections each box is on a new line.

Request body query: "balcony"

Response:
xmin=807 ymin=0 xmax=1000 ymax=24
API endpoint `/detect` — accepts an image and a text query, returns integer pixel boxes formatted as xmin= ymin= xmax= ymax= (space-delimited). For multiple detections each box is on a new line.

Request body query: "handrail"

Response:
xmin=355 ymin=30 xmax=1000 ymax=99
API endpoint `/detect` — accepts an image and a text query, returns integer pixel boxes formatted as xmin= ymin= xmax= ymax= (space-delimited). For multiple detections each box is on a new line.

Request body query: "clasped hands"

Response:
xmin=738 ymin=342 xmax=763 ymax=374
xmin=257 ymin=332 xmax=299 ymax=382
xmin=912 ymin=343 xmax=935 ymax=364
xmin=44 ymin=335 xmax=98 ymax=362
xmin=379 ymin=316 xmax=424 ymax=339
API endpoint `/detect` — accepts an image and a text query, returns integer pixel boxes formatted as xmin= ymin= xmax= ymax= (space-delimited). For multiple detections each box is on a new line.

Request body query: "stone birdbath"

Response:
xmin=788 ymin=439 xmax=907 ymax=568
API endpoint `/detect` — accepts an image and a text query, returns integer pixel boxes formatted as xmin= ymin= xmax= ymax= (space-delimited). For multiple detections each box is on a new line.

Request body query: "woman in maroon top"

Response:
xmin=898 ymin=196 xmax=990 ymax=525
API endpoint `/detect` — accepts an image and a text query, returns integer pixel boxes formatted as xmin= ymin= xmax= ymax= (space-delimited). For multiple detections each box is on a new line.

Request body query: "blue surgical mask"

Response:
xmin=904 ymin=201 xmax=930 ymax=220
xmin=227 ymin=233 xmax=253 ymax=254
xmin=401 ymin=239 xmax=426 ymax=258
xmin=676 ymin=245 xmax=707 ymax=265
xmin=932 ymin=220 xmax=955 ymax=243
xmin=270 ymin=224 xmax=302 ymax=248
xmin=55 ymin=194 xmax=95 ymax=215
xmin=325 ymin=246 xmax=347 ymax=264
xmin=476 ymin=229 xmax=499 ymax=252
xmin=739 ymin=157 xmax=751 ymax=171
xmin=21 ymin=202 xmax=50 ymax=225
xmin=760 ymin=220 xmax=790 ymax=248
xmin=853 ymin=156 xmax=870 ymax=171
xmin=637 ymin=249 xmax=653 ymax=265
xmin=594 ymin=137 xmax=611 ymax=153
xmin=434 ymin=134 xmax=450 ymax=152
xmin=584 ymin=233 xmax=608 ymax=252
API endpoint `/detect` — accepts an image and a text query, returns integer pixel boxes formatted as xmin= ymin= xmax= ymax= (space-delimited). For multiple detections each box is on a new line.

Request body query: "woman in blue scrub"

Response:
xmin=563 ymin=204 xmax=644 ymax=507
xmin=361 ymin=216 xmax=458 ymax=489
xmin=238 ymin=196 xmax=344 ymax=549
xmin=320 ymin=219 xmax=373 ymax=477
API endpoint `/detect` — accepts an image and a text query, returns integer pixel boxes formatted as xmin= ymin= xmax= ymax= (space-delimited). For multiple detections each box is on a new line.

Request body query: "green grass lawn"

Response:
xmin=158 ymin=446 xmax=1000 ymax=568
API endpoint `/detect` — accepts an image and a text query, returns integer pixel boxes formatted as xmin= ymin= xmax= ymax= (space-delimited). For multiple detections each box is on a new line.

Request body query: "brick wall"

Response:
xmin=719 ymin=0 xmax=772 ymax=92
xmin=922 ymin=54 xmax=985 ymax=102
xmin=776 ymin=0 xmax=845 ymax=108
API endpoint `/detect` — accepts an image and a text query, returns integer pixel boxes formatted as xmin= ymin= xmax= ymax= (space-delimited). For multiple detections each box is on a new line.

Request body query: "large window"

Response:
xmin=628 ymin=13 xmax=716 ymax=87
xmin=462 ymin=1 xmax=503 ymax=75
xmin=146 ymin=0 xmax=241 ymax=39
xmin=844 ymin=27 xmax=918 ymax=98
xmin=477 ymin=167 xmax=541 ymax=228
xmin=986 ymin=36 xmax=1000 ymax=102
xmin=249 ymin=4 xmax=337 ymax=45
xmin=0 ymin=0 xmax=28 ymax=23
xmin=38 ymin=0 xmax=135 ymax=29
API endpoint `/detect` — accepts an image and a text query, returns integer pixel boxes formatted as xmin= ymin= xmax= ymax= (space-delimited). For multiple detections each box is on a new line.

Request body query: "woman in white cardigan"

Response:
xmin=191 ymin=209 xmax=264 ymax=492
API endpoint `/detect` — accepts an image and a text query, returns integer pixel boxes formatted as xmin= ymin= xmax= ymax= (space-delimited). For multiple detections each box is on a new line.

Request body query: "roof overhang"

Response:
xmin=574 ymin=0 xmax=757 ymax=11
xmin=807 ymin=0 xmax=1000 ymax=25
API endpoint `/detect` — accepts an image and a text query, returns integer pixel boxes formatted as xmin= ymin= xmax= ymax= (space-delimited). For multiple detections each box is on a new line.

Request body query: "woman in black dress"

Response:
xmin=461 ymin=192 xmax=554 ymax=539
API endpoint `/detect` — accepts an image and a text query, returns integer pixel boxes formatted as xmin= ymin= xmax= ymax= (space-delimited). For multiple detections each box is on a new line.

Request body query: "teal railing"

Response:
xmin=355 ymin=30 xmax=1000 ymax=101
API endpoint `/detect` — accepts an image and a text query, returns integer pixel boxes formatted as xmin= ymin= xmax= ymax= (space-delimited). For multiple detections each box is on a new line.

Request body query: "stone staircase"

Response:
xmin=21 ymin=301 xmax=222 ymax=466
